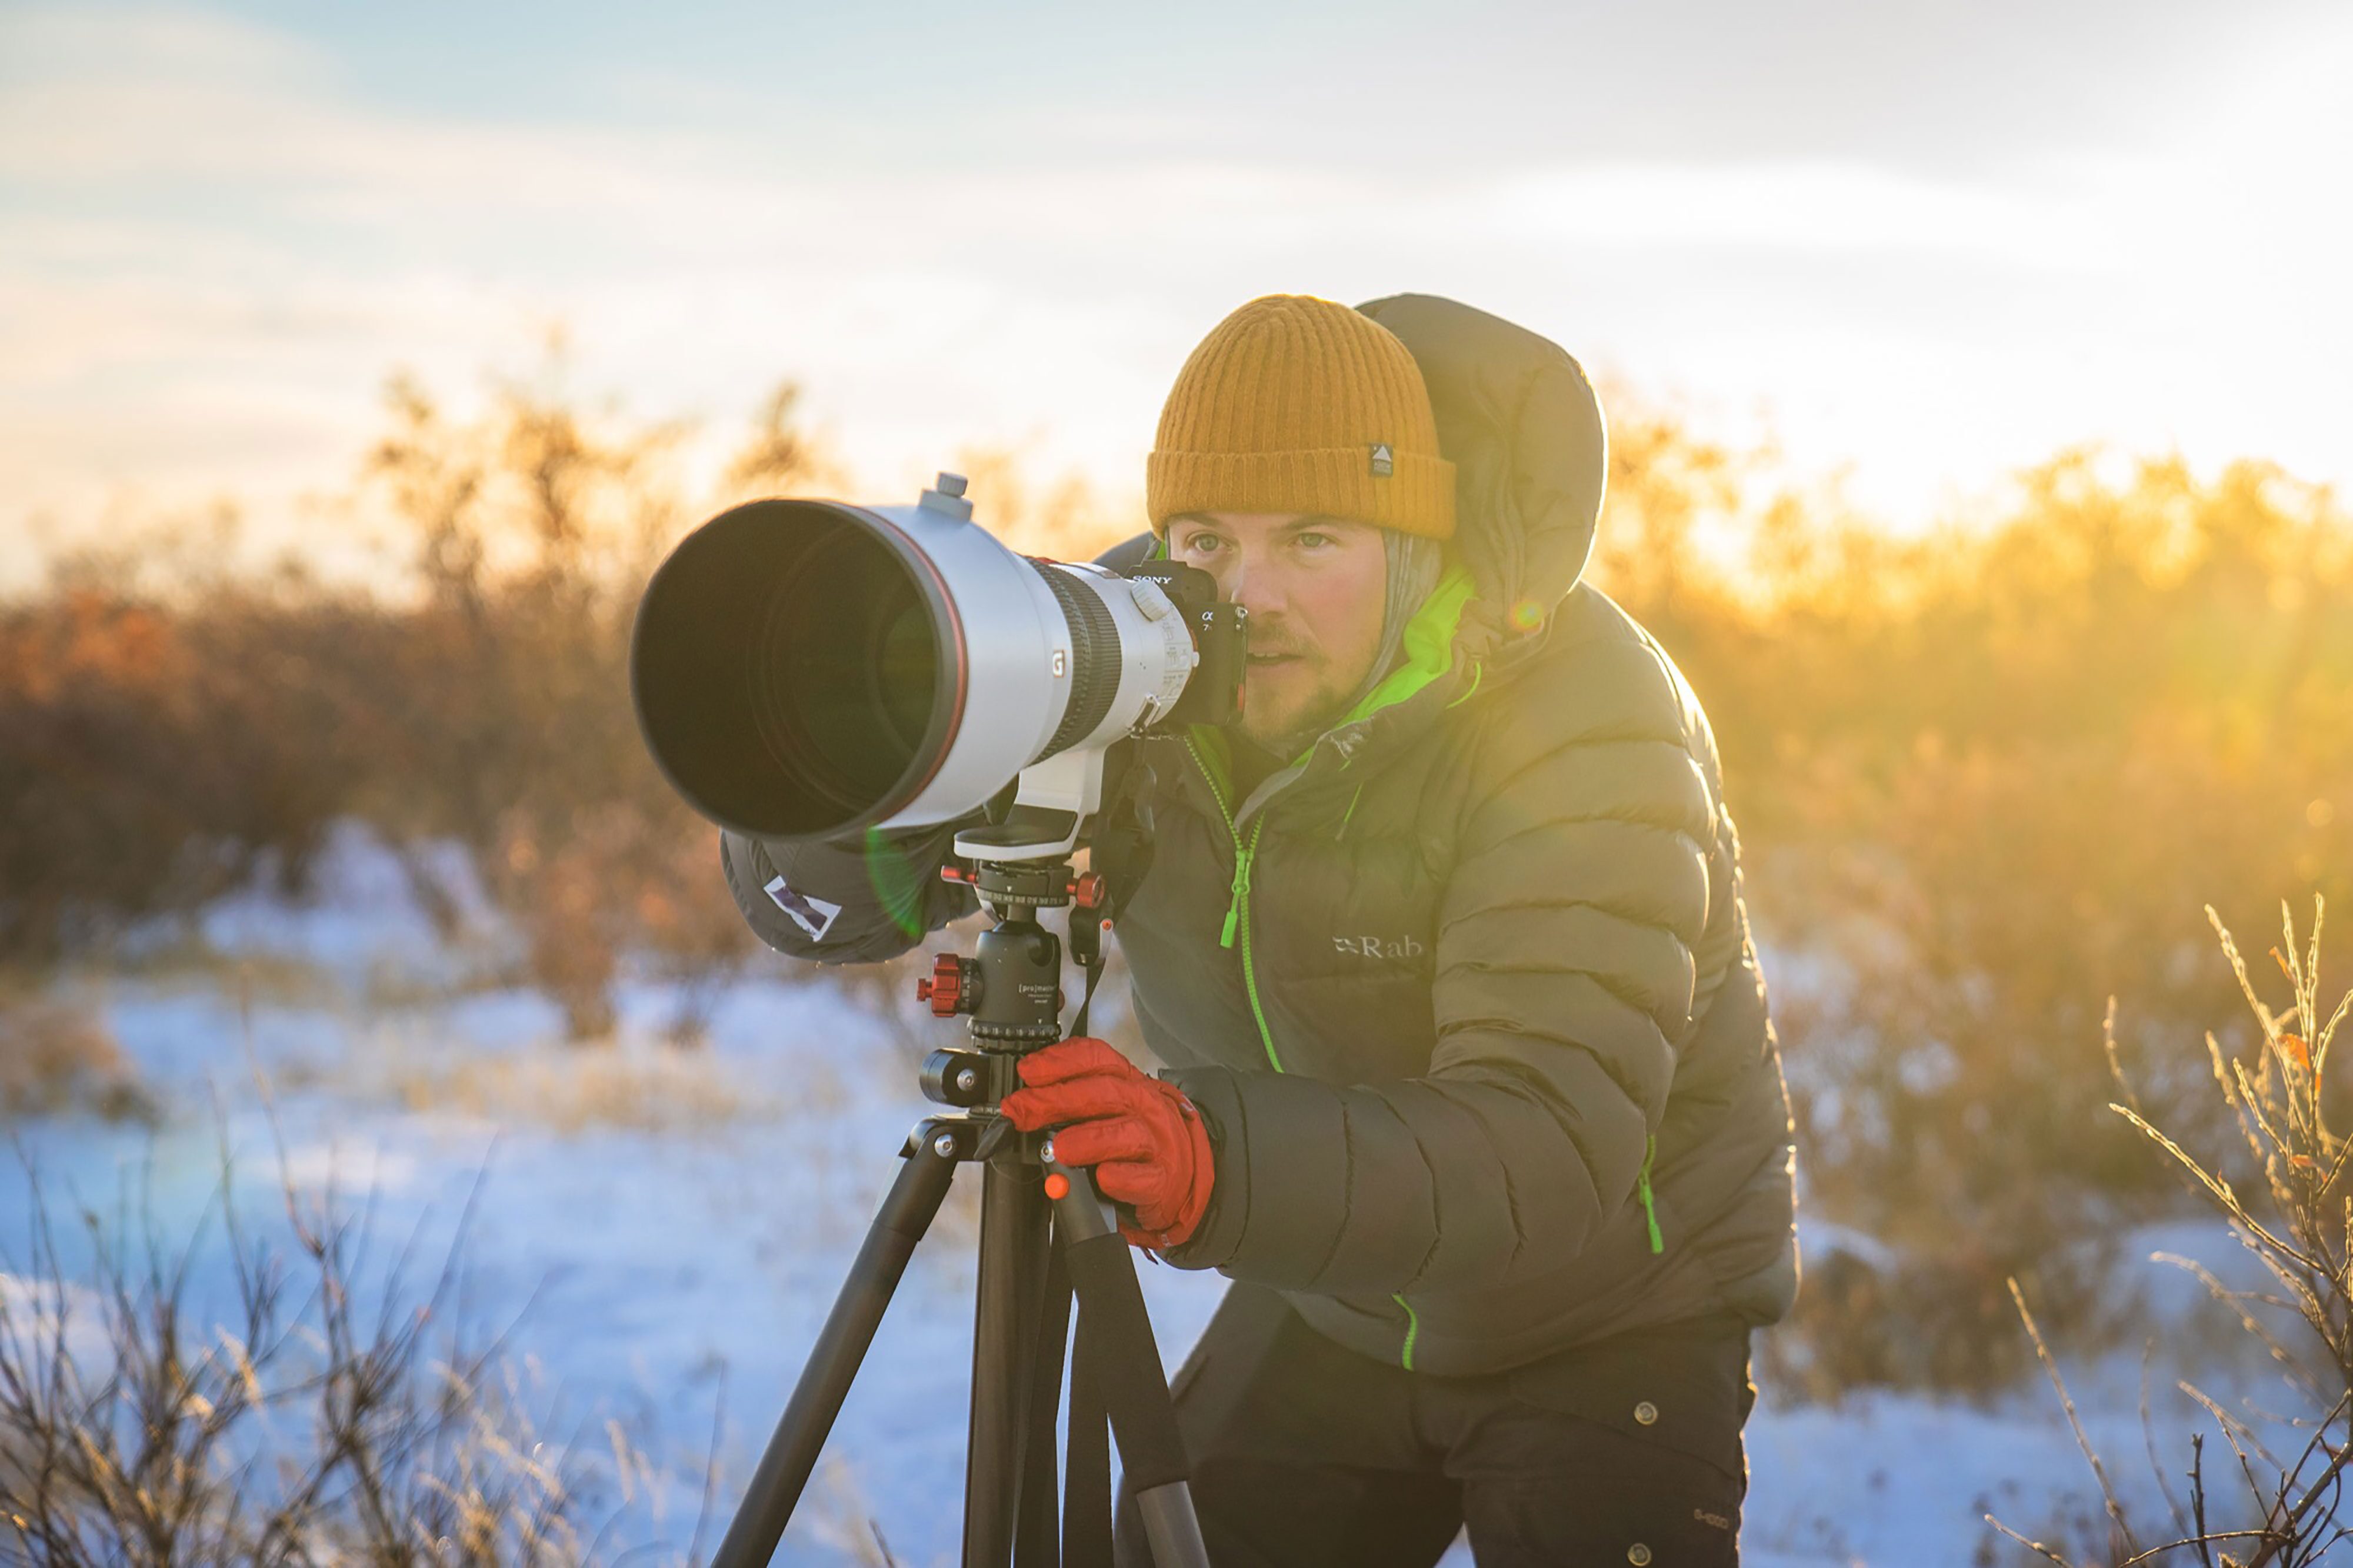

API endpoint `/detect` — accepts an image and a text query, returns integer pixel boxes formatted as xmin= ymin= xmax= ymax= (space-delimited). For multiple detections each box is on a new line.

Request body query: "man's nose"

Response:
xmin=1227 ymin=551 xmax=1283 ymax=619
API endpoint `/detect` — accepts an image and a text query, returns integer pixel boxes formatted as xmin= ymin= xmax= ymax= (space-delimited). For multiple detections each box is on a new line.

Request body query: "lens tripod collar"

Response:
xmin=938 ymin=856 xmax=1069 ymax=913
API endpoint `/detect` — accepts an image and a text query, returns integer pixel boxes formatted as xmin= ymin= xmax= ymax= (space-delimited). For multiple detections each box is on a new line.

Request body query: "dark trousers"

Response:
xmin=1115 ymin=1283 xmax=1752 ymax=1568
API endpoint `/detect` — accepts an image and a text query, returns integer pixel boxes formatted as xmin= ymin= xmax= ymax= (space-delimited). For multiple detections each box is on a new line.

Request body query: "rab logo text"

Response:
xmin=1334 ymin=933 xmax=1425 ymax=960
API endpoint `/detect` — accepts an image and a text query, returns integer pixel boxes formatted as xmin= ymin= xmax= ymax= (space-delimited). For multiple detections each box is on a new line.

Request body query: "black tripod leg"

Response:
xmin=965 ymin=1156 xmax=1052 ymax=1568
xmin=1061 ymin=1286 xmax=1114 ymax=1567
xmin=1014 ymin=1231 xmax=1072 ymax=1567
xmin=709 ymin=1128 xmax=961 ymax=1568
xmin=1042 ymin=1159 xmax=1211 ymax=1568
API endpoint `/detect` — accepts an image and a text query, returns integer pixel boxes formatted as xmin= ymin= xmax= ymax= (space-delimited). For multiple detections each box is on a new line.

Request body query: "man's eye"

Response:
xmin=1182 ymin=533 xmax=1223 ymax=555
xmin=1295 ymin=532 xmax=1334 ymax=551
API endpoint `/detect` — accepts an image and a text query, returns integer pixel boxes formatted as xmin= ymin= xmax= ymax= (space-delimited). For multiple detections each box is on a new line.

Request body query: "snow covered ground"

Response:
xmin=0 ymin=827 xmax=2289 ymax=1566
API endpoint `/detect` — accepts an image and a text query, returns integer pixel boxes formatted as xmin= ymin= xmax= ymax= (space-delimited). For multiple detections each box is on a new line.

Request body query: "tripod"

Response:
xmin=707 ymin=850 xmax=1211 ymax=1568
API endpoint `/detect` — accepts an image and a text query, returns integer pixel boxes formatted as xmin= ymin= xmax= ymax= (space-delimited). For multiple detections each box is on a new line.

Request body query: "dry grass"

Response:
xmin=0 ymin=996 xmax=152 ymax=1123
xmin=0 ymin=1137 xmax=692 ymax=1566
xmin=797 ymin=1454 xmax=912 ymax=1568
xmin=371 ymin=1033 xmax=775 ymax=1136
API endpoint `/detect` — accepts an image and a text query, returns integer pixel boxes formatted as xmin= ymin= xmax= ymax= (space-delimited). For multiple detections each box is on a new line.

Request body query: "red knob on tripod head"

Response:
xmin=915 ymin=952 xmax=973 ymax=1017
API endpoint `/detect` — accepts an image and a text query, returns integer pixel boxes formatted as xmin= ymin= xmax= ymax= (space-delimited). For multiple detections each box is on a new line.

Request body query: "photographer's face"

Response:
xmin=1168 ymin=511 xmax=1387 ymax=755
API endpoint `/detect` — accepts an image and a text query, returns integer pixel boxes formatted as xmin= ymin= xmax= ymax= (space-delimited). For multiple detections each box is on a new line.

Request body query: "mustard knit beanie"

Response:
xmin=1147 ymin=294 xmax=1457 ymax=541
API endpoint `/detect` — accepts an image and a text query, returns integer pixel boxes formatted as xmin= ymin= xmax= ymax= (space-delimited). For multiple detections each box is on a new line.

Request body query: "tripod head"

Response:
xmin=912 ymin=735 xmax=1148 ymax=1119
xmin=912 ymin=852 xmax=1114 ymax=1117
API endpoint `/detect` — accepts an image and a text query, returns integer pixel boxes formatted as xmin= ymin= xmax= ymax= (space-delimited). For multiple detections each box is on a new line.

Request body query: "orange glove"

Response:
xmin=1000 ymin=1037 xmax=1215 ymax=1250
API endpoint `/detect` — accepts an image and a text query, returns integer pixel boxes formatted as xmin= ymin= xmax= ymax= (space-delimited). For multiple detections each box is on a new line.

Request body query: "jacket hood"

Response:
xmin=1354 ymin=294 xmax=1607 ymax=660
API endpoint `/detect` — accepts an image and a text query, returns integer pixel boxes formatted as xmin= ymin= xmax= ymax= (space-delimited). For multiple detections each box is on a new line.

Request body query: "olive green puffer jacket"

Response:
xmin=726 ymin=294 xmax=1798 ymax=1375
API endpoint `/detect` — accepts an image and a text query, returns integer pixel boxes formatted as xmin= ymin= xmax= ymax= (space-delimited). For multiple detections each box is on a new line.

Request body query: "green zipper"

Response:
xmin=1184 ymin=733 xmax=1282 ymax=1074
xmin=1635 ymin=1135 xmax=1664 ymax=1255
xmin=1185 ymin=732 xmax=1430 ymax=1365
xmin=1219 ymin=819 xmax=1256 ymax=949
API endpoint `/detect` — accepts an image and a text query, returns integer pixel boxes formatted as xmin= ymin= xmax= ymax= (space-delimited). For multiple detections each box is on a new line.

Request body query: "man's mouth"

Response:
xmin=1247 ymin=651 xmax=1304 ymax=666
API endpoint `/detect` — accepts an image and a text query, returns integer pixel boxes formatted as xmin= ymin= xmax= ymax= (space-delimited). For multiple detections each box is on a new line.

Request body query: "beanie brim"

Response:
xmin=1148 ymin=445 xmax=1456 ymax=541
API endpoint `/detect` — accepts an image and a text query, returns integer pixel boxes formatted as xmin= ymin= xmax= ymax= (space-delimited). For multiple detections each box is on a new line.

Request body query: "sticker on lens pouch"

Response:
xmin=764 ymin=876 xmax=843 ymax=942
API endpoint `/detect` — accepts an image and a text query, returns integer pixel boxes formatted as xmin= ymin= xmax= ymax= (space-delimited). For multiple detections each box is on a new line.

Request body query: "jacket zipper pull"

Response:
xmin=1219 ymin=835 xmax=1254 ymax=948
xmin=1635 ymin=1134 xmax=1664 ymax=1255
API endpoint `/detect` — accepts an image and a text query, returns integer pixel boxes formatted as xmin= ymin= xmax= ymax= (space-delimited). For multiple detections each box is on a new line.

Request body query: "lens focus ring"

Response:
xmin=1032 ymin=562 xmax=1121 ymax=760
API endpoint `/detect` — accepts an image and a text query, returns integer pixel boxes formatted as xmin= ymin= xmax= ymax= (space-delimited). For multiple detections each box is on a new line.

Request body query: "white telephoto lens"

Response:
xmin=631 ymin=481 xmax=1198 ymax=842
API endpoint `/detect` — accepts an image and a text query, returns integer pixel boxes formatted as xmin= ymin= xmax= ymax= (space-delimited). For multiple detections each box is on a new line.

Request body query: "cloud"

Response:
xmin=1482 ymin=162 xmax=2112 ymax=266
xmin=1 ymin=2 xmax=2348 ymax=586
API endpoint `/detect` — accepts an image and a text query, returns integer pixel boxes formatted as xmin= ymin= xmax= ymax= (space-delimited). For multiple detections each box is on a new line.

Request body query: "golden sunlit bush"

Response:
xmin=1991 ymin=899 xmax=2353 ymax=1564
xmin=1592 ymin=415 xmax=2353 ymax=1386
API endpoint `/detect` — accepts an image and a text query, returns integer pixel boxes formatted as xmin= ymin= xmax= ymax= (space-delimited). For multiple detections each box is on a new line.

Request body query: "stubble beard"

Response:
xmin=1236 ymin=659 xmax=1351 ymax=760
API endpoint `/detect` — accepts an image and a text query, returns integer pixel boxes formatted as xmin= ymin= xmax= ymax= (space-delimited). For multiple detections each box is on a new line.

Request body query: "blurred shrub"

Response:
xmin=0 ymin=375 xmax=809 ymax=1039
xmin=0 ymin=580 xmax=366 ymax=958
xmin=0 ymin=996 xmax=151 ymax=1122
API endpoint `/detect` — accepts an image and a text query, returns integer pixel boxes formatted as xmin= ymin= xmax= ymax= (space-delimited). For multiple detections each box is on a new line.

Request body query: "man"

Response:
xmin=724 ymin=294 xmax=1798 ymax=1565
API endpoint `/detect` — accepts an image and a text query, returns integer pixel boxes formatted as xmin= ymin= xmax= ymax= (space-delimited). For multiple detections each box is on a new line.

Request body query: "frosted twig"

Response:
xmin=2011 ymin=1276 xmax=2139 ymax=1556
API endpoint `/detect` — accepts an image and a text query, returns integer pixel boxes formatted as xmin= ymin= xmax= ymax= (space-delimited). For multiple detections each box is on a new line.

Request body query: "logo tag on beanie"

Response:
xmin=1368 ymin=442 xmax=1394 ymax=478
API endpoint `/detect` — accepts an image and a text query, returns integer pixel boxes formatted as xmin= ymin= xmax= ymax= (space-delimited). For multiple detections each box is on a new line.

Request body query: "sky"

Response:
xmin=2 ymin=0 xmax=2349 ymax=587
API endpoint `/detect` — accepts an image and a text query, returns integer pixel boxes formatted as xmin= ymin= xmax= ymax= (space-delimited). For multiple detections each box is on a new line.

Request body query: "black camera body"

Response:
xmin=1120 ymin=558 xmax=1247 ymax=733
